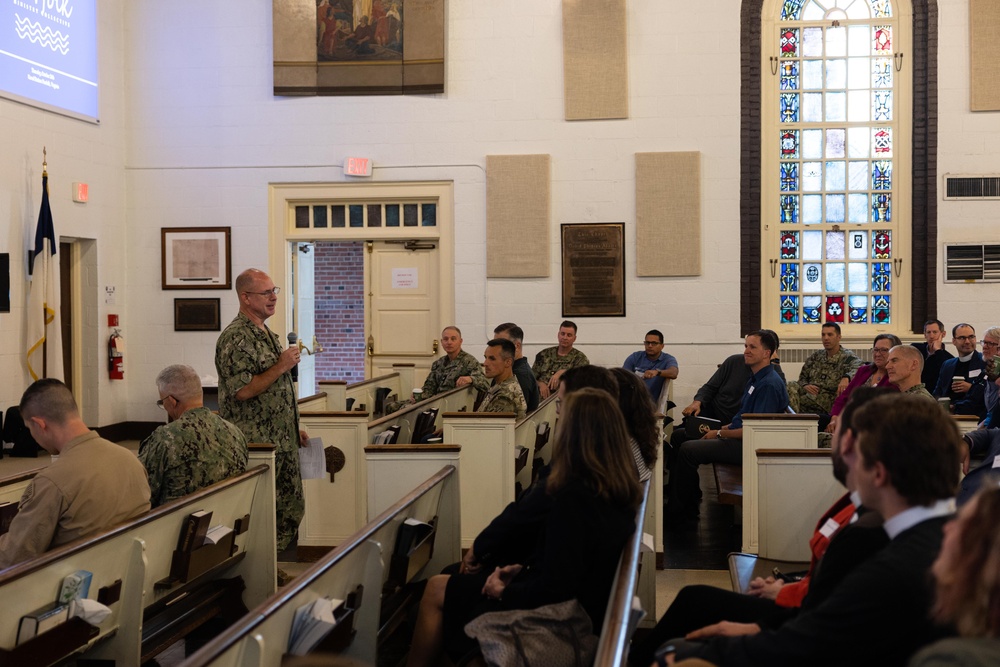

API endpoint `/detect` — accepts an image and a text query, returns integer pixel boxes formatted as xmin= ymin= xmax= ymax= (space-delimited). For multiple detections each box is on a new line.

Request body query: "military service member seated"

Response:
xmin=493 ymin=322 xmax=540 ymax=412
xmin=532 ymin=320 xmax=590 ymax=399
xmin=139 ymin=364 xmax=249 ymax=508
xmin=886 ymin=344 xmax=936 ymax=401
xmin=386 ymin=326 xmax=490 ymax=414
xmin=0 ymin=380 xmax=151 ymax=568
xmin=787 ymin=322 xmax=863 ymax=416
xmin=477 ymin=338 xmax=528 ymax=420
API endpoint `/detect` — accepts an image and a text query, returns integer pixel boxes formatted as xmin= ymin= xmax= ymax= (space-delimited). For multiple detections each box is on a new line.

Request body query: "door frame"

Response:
xmin=267 ymin=181 xmax=455 ymax=376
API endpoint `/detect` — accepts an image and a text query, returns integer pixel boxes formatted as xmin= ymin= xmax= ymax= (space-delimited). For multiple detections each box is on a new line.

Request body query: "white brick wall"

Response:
xmin=1 ymin=0 xmax=995 ymax=425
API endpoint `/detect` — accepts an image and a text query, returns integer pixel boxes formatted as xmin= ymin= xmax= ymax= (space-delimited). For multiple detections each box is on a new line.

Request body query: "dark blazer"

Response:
xmin=960 ymin=429 xmax=1000 ymax=506
xmin=512 ymin=357 xmax=540 ymax=412
xmin=912 ymin=342 xmax=954 ymax=390
xmin=933 ymin=353 xmax=987 ymax=419
xmin=679 ymin=516 xmax=951 ymax=667
xmin=472 ymin=465 xmax=552 ymax=566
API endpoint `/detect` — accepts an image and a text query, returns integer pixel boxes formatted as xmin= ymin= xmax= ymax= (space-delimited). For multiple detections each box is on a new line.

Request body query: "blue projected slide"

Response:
xmin=0 ymin=0 xmax=98 ymax=122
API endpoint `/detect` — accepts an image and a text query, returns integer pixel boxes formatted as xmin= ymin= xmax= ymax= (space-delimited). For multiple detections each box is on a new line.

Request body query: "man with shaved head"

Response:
xmin=885 ymin=345 xmax=935 ymax=401
xmin=386 ymin=326 xmax=489 ymax=414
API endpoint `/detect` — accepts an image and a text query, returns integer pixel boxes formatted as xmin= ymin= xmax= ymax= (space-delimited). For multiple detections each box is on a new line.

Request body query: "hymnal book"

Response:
xmin=17 ymin=601 xmax=70 ymax=644
xmin=394 ymin=517 xmax=433 ymax=558
xmin=288 ymin=597 xmax=343 ymax=656
xmin=684 ymin=415 xmax=722 ymax=440
xmin=0 ymin=501 xmax=17 ymax=535
xmin=58 ymin=570 xmax=93 ymax=603
xmin=202 ymin=525 xmax=233 ymax=546
xmin=176 ymin=510 xmax=213 ymax=552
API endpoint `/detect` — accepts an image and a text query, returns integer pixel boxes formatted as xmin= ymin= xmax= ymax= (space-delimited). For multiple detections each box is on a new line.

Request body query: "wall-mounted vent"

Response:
xmin=943 ymin=175 xmax=1000 ymax=200
xmin=944 ymin=243 xmax=1000 ymax=282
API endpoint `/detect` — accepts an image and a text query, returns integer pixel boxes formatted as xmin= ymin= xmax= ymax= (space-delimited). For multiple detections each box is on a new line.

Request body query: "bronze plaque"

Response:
xmin=561 ymin=223 xmax=625 ymax=317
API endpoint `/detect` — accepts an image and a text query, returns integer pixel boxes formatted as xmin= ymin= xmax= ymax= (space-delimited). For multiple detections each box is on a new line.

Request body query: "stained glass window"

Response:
xmin=769 ymin=0 xmax=899 ymax=329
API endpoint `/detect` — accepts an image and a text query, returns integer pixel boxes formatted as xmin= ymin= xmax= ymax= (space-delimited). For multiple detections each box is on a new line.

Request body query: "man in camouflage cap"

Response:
xmin=477 ymin=338 xmax=527 ymax=420
xmin=139 ymin=364 xmax=248 ymax=508
xmin=216 ymin=268 xmax=307 ymax=557
xmin=532 ymin=320 xmax=590 ymax=399
xmin=385 ymin=326 xmax=489 ymax=414
xmin=787 ymin=322 xmax=863 ymax=415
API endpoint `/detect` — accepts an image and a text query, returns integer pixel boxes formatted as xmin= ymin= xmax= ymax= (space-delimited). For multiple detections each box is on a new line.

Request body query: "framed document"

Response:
xmin=561 ymin=223 xmax=626 ymax=317
xmin=174 ymin=298 xmax=221 ymax=331
xmin=161 ymin=227 xmax=232 ymax=290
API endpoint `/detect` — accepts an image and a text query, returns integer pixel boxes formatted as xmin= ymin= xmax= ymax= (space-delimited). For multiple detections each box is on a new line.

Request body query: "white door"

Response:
xmin=365 ymin=240 xmax=440 ymax=383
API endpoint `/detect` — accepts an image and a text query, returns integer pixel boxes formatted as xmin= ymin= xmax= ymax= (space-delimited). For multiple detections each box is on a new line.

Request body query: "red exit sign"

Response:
xmin=344 ymin=157 xmax=372 ymax=177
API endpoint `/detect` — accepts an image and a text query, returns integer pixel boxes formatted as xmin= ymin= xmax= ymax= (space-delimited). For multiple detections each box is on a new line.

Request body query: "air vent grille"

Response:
xmin=944 ymin=244 xmax=1000 ymax=282
xmin=944 ymin=175 xmax=1000 ymax=200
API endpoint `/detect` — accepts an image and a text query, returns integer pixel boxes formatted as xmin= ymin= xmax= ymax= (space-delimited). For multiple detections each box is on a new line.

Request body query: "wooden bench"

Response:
xmin=714 ymin=462 xmax=743 ymax=506
xmin=593 ymin=480 xmax=651 ymax=665
xmin=0 ymin=467 xmax=43 ymax=507
xmin=0 ymin=445 xmax=276 ymax=666
xmin=178 ymin=465 xmax=460 ymax=667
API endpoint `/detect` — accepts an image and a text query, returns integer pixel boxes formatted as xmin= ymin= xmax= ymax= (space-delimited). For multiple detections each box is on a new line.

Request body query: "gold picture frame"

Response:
xmin=161 ymin=227 xmax=232 ymax=290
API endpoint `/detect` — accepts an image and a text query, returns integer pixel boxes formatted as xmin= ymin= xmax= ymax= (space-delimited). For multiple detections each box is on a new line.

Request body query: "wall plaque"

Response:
xmin=561 ymin=223 xmax=625 ymax=317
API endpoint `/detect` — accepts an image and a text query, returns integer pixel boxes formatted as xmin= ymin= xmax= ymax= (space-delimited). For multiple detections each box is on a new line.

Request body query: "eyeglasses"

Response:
xmin=643 ymin=341 xmax=662 ymax=346
xmin=871 ymin=347 xmax=892 ymax=354
xmin=244 ymin=287 xmax=280 ymax=297
xmin=982 ymin=340 xmax=1000 ymax=349
xmin=155 ymin=396 xmax=175 ymax=409
xmin=955 ymin=335 xmax=977 ymax=342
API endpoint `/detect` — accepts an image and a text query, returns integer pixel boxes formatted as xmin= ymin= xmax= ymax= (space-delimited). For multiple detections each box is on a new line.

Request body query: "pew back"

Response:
xmin=0 ymin=467 xmax=43 ymax=507
xmin=179 ymin=465 xmax=459 ymax=667
xmin=0 ymin=448 xmax=276 ymax=665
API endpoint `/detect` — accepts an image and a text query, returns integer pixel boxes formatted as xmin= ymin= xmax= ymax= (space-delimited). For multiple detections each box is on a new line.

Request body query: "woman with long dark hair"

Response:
xmin=611 ymin=366 xmax=660 ymax=481
xmin=406 ymin=388 xmax=642 ymax=666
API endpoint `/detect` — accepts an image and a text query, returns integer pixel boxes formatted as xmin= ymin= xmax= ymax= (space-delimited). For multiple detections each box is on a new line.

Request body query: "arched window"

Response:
xmin=742 ymin=0 xmax=935 ymax=336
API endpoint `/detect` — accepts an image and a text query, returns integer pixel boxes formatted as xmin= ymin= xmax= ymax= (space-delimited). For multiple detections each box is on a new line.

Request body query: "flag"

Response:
xmin=25 ymin=174 xmax=64 ymax=382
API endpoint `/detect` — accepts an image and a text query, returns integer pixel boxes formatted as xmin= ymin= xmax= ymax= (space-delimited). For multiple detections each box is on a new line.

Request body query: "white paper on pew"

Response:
xmin=69 ymin=598 xmax=112 ymax=626
xmin=640 ymin=532 xmax=654 ymax=553
xmin=299 ymin=437 xmax=326 ymax=480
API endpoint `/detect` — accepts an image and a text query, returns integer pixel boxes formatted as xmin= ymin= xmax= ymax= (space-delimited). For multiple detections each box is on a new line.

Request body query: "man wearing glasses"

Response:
xmin=622 ymin=329 xmax=679 ymax=400
xmin=140 ymin=364 xmax=248 ymax=508
xmin=932 ymin=323 xmax=987 ymax=419
xmin=216 ymin=268 xmax=307 ymax=564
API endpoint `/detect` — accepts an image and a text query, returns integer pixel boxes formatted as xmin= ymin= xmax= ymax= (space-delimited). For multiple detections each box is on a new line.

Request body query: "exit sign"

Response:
xmin=344 ymin=157 xmax=372 ymax=177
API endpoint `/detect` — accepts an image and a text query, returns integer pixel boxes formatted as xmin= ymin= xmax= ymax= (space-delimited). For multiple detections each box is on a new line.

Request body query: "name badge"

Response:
xmin=969 ymin=369 xmax=982 ymax=378
xmin=819 ymin=517 xmax=840 ymax=538
xmin=748 ymin=386 xmax=755 ymax=395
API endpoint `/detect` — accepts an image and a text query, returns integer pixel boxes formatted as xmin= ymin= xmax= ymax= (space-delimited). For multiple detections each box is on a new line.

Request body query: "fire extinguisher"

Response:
xmin=108 ymin=329 xmax=124 ymax=380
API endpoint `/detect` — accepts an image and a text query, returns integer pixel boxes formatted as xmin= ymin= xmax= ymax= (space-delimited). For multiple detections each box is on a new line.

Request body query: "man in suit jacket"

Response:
xmin=664 ymin=392 xmax=961 ymax=667
xmin=958 ymin=427 xmax=1000 ymax=506
xmin=933 ymin=323 xmax=987 ymax=419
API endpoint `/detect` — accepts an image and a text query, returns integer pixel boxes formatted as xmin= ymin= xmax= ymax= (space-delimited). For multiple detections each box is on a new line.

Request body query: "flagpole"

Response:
xmin=42 ymin=146 xmax=47 ymax=178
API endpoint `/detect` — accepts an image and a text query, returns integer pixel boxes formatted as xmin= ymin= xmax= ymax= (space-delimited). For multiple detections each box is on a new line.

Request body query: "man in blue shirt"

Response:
xmin=623 ymin=329 xmax=679 ymax=400
xmin=666 ymin=329 xmax=788 ymax=526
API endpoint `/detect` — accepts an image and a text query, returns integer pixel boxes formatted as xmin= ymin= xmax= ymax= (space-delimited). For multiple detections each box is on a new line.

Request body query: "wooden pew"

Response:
xmin=0 ymin=467 xmax=43 ymax=507
xmin=593 ymin=480 xmax=650 ymax=665
xmin=179 ymin=465 xmax=460 ymax=667
xmin=0 ymin=446 xmax=276 ymax=666
xmin=297 ymin=386 xmax=475 ymax=550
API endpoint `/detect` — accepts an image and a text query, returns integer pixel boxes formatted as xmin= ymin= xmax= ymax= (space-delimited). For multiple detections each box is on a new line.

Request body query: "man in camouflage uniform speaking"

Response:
xmin=531 ymin=320 xmax=590 ymax=399
xmin=216 ymin=268 xmax=307 ymax=555
xmin=385 ymin=326 xmax=490 ymax=414
xmin=787 ymin=322 xmax=863 ymax=416
xmin=139 ymin=364 xmax=248 ymax=508
xmin=477 ymin=338 xmax=528 ymax=420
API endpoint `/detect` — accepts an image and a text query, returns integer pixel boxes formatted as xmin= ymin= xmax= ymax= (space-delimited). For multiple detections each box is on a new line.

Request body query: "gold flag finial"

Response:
xmin=42 ymin=146 xmax=48 ymax=178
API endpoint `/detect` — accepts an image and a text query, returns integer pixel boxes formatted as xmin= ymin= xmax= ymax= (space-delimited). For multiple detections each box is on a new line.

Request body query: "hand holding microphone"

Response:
xmin=287 ymin=332 xmax=300 ymax=382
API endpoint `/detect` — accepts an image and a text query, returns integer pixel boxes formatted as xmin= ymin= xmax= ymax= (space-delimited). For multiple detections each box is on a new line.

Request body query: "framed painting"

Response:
xmin=161 ymin=227 xmax=232 ymax=290
xmin=174 ymin=298 xmax=222 ymax=332
xmin=561 ymin=223 xmax=626 ymax=317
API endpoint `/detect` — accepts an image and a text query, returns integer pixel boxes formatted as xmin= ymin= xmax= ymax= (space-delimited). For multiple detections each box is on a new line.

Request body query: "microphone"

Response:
xmin=287 ymin=332 xmax=299 ymax=382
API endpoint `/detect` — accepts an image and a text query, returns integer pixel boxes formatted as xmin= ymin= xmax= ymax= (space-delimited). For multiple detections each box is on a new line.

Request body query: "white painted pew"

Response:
xmin=179 ymin=465 xmax=460 ymax=667
xmin=0 ymin=445 xmax=276 ymax=665
xmin=298 ymin=386 xmax=475 ymax=548
xmin=0 ymin=467 xmax=43 ymax=507
xmin=741 ymin=413 xmax=820 ymax=554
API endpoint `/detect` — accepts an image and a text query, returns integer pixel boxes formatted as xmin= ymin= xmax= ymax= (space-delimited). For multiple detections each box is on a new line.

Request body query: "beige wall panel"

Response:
xmin=635 ymin=152 xmax=701 ymax=277
xmin=486 ymin=155 xmax=551 ymax=278
xmin=562 ymin=0 xmax=629 ymax=120
xmin=273 ymin=0 xmax=316 ymax=62
xmin=970 ymin=0 xmax=1000 ymax=110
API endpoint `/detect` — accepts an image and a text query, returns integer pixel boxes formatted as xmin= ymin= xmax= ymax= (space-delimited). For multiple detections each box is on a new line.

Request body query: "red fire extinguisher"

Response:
xmin=108 ymin=329 xmax=124 ymax=380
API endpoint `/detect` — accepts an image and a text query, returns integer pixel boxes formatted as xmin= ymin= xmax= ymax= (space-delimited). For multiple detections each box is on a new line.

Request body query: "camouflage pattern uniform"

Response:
xmin=531 ymin=347 xmax=590 ymax=383
xmin=787 ymin=348 xmax=863 ymax=414
xmin=216 ymin=312 xmax=303 ymax=552
xmin=478 ymin=375 xmax=527 ymax=420
xmin=138 ymin=407 xmax=249 ymax=508
xmin=385 ymin=350 xmax=490 ymax=414
xmin=903 ymin=383 xmax=936 ymax=401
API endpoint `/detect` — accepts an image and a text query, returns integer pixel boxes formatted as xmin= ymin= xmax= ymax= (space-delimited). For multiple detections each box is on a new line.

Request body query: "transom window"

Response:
xmin=294 ymin=202 xmax=437 ymax=229
xmin=763 ymin=0 xmax=909 ymax=333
